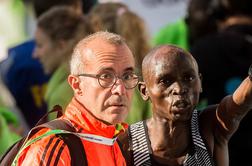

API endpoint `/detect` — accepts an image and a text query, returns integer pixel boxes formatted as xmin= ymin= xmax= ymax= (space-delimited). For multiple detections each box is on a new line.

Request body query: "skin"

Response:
xmin=33 ymin=27 xmax=64 ymax=74
xmin=119 ymin=45 xmax=252 ymax=166
xmin=68 ymin=38 xmax=135 ymax=125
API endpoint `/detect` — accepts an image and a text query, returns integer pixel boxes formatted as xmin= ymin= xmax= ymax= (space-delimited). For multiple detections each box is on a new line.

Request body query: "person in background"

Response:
xmin=153 ymin=0 xmax=221 ymax=51
xmin=0 ymin=0 xmax=82 ymax=128
xmin=119 ymin=44 xmax=252 ymax=166
xmin=191 ymin=0 xmax=252 ymax=165
xmin=89 ymin=2 xmax=152 ymax=124
xmin=16 ymin=31 xmax=138 ymax=166
xmin=33 ymin=6 xmax=93 ymax=119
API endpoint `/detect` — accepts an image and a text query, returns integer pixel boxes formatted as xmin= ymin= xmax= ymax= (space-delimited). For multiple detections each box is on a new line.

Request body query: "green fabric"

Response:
xmin=12 ymin=129 xmax=70 ymax=166
xmin=0 ymin=94 xmax=5 ymax=107
xmin=0 ymin=114 xmax=21 ymax=157
xmin=152 ymin=19 xmax=189 ymax=51
xmin=126 ymin=89 xmax=152 ymax=124
xmin=0 ymin=80 xmax=21 ymax=156
xmin=45 ymin=63 xmax=73 ymax=120
xmin=0 ymin=107 xmax=19 ymax=126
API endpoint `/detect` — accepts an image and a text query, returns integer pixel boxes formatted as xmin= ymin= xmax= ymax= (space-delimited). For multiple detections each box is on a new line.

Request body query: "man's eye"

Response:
xmin=100 ymin=73 xmax=113 ymax=80
xmin=184 ymin=75 xmax=195 ymax=82
xmin=123 ymin=73 xmax=135 ymax=80
xmin=159 ymin=78 xmax=171 ymax=86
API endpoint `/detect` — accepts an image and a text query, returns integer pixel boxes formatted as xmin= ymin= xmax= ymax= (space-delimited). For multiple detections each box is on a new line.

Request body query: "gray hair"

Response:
xmin=70 ymin=31 xmax=126 ymax=75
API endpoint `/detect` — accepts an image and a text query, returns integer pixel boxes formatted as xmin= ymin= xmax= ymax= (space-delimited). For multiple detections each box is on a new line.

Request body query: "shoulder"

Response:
xmin=198 ymin=105 xmax=218 ymax=152
xmin=1 ymin=40 xmax=48 ymax=83
xmin=117 ymin=129 xmax=133 ymax=166
xmin=199 ymin=105 xmax=219 ymax=134
xmin=45 ymin=67 xmax=72 ymax=110
xmin=117 ymin=129 xmax=130 ymax=154
xmin=8 ymin=40 xmax=35 ymax=56
xmin=18 ymin=128 xmax=70 ymax=165
xmin=5 ymin=40 xmax=45 ymax=73
xmin=199 ymin=103 xmax=233 ymax=152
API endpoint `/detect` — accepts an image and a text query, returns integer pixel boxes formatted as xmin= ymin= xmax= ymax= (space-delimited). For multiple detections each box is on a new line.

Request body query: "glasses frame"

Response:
xmin=78 ymin=72 xmax=139 ymax=89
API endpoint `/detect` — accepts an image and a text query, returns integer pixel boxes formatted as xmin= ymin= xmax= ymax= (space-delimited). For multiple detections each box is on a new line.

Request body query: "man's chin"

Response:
xmin=171 ymin=112 xmax=192 ymax=122
xmin=107 ymin=105 xmax=127 ymax=113
xmin=103 ymin=118 xmax=122 ymax=125
xmin=102 ymin=106 xmax=128 ymax=124
xmin=107 ymin=114 xmax=127 ymax=125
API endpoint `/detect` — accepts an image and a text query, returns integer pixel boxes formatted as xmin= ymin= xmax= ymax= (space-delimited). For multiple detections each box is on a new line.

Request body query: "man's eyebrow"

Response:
xmin=99 ymin=67 xmax=114 ymax=72
xmin=98 ymin=67 xmax=134 ymax=73
xmin=124 ymin=67 xmax=134 ymax=72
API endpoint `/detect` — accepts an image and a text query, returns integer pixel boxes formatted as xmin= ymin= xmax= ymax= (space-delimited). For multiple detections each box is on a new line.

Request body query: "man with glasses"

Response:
xmin=15 ymin=31 xmax=138 ymax=165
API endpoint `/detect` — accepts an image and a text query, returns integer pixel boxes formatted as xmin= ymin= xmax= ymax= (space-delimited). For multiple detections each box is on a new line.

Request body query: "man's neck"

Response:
xmin=146 ymin=117 xmax=191 ymax=165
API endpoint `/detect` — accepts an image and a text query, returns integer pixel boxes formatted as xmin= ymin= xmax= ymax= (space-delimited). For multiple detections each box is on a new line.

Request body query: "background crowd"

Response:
xmin=0 ymin=0 xmax=251 ymax=165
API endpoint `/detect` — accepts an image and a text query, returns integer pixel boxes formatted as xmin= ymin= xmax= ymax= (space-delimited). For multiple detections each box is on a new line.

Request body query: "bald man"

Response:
xmin=119 ymin=45 xmax=252 ymax=166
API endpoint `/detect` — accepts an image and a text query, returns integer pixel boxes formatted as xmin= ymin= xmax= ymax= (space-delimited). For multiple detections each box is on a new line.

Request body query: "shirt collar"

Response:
xmin=63 ymin=97 xmax=128 ymax=138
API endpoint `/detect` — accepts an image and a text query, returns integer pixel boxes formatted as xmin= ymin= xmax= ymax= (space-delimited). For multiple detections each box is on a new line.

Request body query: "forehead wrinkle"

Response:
xmin=81 ymin=45 xmax=135 ymax=74
xmin=154 ymin=46 xmax=198 ymax=72
xmin=81 ymin=47 xmax=125 ymax=64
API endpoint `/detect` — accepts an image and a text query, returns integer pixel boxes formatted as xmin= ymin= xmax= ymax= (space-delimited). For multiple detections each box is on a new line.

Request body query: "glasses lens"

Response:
xmin=98 ymin=72 xmax=115 ymax=88
xmin=122 ymin=73 xmax=139 ymax=89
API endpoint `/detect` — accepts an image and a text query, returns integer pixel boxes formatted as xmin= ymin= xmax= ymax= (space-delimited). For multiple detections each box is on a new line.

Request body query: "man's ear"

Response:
xmin=138 ymin=81 xmax=149 ymax=101
xmin=199 ymin=73 xmax=203 ymax=93
xmin=68 ymin=74 xmax=83 ymax=95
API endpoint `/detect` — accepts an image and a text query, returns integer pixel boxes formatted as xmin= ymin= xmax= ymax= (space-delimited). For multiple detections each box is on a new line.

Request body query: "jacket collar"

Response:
xmin=63 ymin=97 xmax=128 ymax=138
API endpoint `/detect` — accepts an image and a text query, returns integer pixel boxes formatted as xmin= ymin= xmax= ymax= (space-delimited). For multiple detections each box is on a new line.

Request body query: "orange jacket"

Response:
xmin=17 ymin=98 xmax=128 ymax=166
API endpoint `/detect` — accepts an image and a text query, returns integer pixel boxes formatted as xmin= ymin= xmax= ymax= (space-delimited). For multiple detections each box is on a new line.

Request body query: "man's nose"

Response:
xmin=172 ymin=82 xmax=188 ymax=95
xmin=111 ymin=79 xmax=126 ymax=95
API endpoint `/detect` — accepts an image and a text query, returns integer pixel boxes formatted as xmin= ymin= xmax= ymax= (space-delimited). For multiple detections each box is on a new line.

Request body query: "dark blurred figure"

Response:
xmin=0 ymin=0 xmax=82 ymax=128
xmin=185 ymin=0 xmax=224 ymax=47
xmin=191 ymin=0 xmax=252 ymax=105
xmin=153 ymin=0 xmax=221 ymax=51
xmin=153 ymin=0 xmax=222 ymax=108
xmin=82 ymin=0 xmax=98 ymax=14
xmin=191 ymin=0 xmax=252 ymax=165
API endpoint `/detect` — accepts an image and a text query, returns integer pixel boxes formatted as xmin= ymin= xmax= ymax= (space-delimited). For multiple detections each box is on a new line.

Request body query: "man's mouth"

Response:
xmin=173 ymin=100 xmax=189 ymax=109
xmin=109 ymin=102 xmax=126 ymax=108
xmin=111 ymin=104 xmax=124 ymax=107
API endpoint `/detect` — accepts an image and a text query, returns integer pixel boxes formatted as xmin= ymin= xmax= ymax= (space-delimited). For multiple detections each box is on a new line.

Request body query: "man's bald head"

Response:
xmin=142 ymin=45 xmax=199 ymax=82
xmin=70 ymin=31 xmax=131 ymax=75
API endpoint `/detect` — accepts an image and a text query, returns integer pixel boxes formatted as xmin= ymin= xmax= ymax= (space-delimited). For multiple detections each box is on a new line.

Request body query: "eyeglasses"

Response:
xmin=78 ymin=71 xmax=139 ymax=89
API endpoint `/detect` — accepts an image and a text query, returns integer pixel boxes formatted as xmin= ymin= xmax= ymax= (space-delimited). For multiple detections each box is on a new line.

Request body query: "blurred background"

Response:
xmin=0 ymin=0 xmax=187 ymax=60
xmin=1 ymin=1 xmax=251 ymax=165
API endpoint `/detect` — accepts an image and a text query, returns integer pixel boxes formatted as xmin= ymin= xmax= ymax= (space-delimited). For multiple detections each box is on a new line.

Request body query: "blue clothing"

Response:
xmin=0 ymin=40 xmax=50 ymax=128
